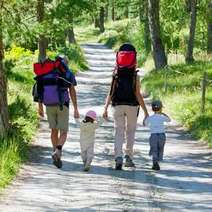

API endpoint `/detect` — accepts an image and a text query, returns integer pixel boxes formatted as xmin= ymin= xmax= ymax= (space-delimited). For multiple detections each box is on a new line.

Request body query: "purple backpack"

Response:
xmin=33 ymin=70 xmax=70 ymax=110
xmin=42 ymin=72 xmax=70 ymax=106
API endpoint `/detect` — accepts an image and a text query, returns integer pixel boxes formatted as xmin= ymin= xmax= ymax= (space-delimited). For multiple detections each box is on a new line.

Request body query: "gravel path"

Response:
xmin=0 ymin=43 xmax=212 ymax=212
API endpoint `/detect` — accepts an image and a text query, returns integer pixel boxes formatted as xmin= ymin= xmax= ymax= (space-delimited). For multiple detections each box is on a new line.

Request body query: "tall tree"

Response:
xmin=207 ymin=0 xmax=212 ymax=54
xmin=111 ymin=0 xmax=115 ymax=21
xmin=186 ymin=0 xmax=197 ymax=63
xmin=148 ymin=0 xmax=167 ymax=69
xmin=0 ymin=4 xmax=9 ymax=136
xmin=37 ymin=0 xmax=48 ymax=62
xmin=142 ymin=0 xmax=151 ymax=53
xmin=99 ymin=6 xmax=105 ymax=33
xmin=66 ymin=12 xmax=76 ymax=44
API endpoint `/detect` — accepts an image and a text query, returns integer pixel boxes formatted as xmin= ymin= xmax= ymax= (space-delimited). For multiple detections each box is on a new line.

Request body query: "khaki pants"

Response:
xmin=46 ymin=105 xmax=69 ymax=132
xmin=80 ymin=141 xmax=94 ymax=166
xmin=113 ymin=105 xmax=138 ymax=159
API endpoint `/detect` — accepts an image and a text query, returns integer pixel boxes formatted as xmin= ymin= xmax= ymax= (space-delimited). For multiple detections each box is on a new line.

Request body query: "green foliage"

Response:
xmin=75 ymin=25 xmax=101 ymax=43
xmin=98 ymin=19 xmax=148 ymax=65
xmin=142 ymin=61 xmax=212 ymax=147
xmin=0 ymin=137 xmax=28 ymax=188
xmin=57 ymin=44 xmax=88 ymax=73
xmin=5 ymin=45 xmax=32 ymax=61
xmin=0 ymin=49 xmax=39 ymax=189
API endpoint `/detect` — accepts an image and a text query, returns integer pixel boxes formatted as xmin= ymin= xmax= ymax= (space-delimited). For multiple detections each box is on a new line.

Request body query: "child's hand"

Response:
xmin=103 ymin=110 xmax=109 ymax=121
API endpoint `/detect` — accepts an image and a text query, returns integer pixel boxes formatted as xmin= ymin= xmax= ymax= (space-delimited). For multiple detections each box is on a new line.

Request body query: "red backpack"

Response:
xmin=111 ymin=43 xmax=139 ymax=106
xmin=116 ymin=43 xmax=137 ymax=70
xmin=33 ymin=58 xmax=66 ymax=76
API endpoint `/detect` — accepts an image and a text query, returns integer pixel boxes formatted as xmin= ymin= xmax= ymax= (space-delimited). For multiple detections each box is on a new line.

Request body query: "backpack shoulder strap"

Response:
xmin=132 ymin=70 xmax=138 ymax=93
xmin=109 ymin=68 xmax=118 ymax=96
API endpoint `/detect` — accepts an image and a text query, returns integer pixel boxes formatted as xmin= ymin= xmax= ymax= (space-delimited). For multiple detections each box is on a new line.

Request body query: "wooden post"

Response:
xmin=163 ymin=72 xmax=168 ymax=93
xmin=201 ymin=72 xmax=207 ymax=113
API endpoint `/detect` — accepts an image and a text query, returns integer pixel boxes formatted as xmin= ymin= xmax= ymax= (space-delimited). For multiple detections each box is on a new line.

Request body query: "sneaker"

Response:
xmin=125 ymin=155 xmax=136 ymax=167
xmin=84 ymin=165 xmax=91 ymax=172
xmin=152 ymin=161 xmax=160 ymax=170
xmin=115 ymin=156 xmax=123 ymax=170
xmin=52 ymin=149 xmax=63 ymax=169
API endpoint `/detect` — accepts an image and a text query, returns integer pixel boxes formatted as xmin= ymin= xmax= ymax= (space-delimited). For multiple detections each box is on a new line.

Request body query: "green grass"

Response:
xmin=142 ymin=61 xmax=212 ymax=147
xmin=0 ymin=49 xmax=38 ymax=189
xmin=75 ymin=25 xmax=101 ymax=43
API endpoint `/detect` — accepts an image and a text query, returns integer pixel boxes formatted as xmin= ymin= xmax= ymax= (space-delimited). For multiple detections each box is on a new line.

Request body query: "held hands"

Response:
xmin=74 ymin=109 xmax=80 ymax=119
xmin=143 ymin=113 xmax=149 ymax=126
xmin=103 ymin=109 xmax=109 ymax=121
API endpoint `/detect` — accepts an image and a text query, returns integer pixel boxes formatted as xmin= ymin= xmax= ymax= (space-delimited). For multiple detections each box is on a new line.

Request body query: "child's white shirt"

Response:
xmin=75 ymin=118 xmax=104 ymax=145
xmin=145 ymin=114 xmax=171 ymax=134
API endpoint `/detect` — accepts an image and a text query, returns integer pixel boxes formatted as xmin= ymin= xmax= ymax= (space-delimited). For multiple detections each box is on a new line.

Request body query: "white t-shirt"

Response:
xmin=75 ymin=118 xmax=103 ymax=144
xmin=145 ymin=113 xmax=171 ymax=133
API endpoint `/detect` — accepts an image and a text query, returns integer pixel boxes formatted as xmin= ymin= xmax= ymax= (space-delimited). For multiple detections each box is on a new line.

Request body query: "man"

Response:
xmin=37 ymin=56 xmax=79 ymax=168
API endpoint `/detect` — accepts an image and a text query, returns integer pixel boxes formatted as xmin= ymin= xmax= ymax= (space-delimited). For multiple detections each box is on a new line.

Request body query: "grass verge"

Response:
xmin=142 ymin=61 xmax=212 ymax=147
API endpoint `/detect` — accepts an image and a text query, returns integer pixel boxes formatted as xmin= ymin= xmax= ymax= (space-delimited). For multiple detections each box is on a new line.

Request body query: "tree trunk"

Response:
xmin=37 ymin=0 xmax=47 ymax=62
xmin=67 ymin=13 xmax=76 ymax=44
xmin=111 ymin=0 xmax=115 ymax=21
xmin=124 ymin=6 xmax=129 ymax=19
xmin=148 ymin=0 xmax=167 ymax=69
xmin=94 ymin=17 xmax=99 ymax=28
xmin=143 ymin=0 xmax=151 ymax=53
xmin=207 ymin=1 xmax=212 ymax=54
xmin=67 ymin=28 xmax=76 ymax=44
xmin=99 ymin=6 xmax=105 ymax=33
xmin=0 ymin=16 xmax=9 ymax=136
xmin=105 ymin=2 xmax=109 ymax=22
xmin=186 ymin=0 xmax=197 ymax=63
xmin=139 ymin=0 xmax=143 ymax=23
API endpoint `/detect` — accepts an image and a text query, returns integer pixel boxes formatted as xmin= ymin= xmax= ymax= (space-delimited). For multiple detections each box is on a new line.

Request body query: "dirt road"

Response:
xmin=0 ymin=43 xmax=211 ymax=211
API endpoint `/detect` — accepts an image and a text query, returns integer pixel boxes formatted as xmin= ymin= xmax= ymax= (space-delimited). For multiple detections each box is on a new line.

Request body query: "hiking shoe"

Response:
xmin=84 ymin=165 xmax=91 ymax=172
xmin=125 ymin=155 xmax=136 ymax=167
xmin=115 ymin=156 xmax=123 ymax=170
xmin=152 ymin=161 xmax=160 ymax=170
xmin=52 ymin=149 xmax=63 ymax=169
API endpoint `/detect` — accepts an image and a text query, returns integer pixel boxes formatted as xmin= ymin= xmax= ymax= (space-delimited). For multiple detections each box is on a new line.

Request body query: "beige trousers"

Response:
xmin=80 ymin=141 xmax=94 ymax=166
xmin=113 ymin=105 xmax=138 ymax=159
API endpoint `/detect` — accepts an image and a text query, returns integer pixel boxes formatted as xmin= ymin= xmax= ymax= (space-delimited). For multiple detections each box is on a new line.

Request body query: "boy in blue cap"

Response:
xmin=144 ymin=100 xmax=171 ymax=170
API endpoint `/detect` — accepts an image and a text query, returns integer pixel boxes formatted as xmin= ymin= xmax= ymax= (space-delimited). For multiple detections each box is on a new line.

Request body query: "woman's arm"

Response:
xmin=103 ymin=90 xmax=111 ymax=120
xmin=135 ymin=77 xmax=149 ymax=117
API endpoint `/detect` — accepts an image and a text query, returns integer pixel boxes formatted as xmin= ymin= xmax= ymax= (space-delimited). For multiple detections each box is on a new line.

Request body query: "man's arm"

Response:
xmin=69 ymin=86 xmax=80 ymax=118
xmin=38 ymin=102 xmax=44 ymax=117
xmin=135 ymin=78 xmax=149 ymax=117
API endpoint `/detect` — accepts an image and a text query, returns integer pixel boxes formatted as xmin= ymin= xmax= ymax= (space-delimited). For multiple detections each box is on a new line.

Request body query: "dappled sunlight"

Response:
xmin=1 ymin=43 xmax=212 ymax=211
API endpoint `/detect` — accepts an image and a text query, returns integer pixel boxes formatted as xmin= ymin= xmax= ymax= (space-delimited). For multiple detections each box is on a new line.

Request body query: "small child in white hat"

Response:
xmin=76 ymin=110 xmax=104 ymax=171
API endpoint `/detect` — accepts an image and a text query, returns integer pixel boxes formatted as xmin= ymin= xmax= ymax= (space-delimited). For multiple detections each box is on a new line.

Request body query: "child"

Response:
xmin=76 ymin=110 xmax=104 ymax=171
xmin=144 ymin=100 xmax=171 ymax=170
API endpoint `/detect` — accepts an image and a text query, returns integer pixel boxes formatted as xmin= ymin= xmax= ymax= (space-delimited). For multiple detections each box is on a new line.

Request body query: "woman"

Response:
xmin=103 ymin=43 xmax=148 ymax=170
